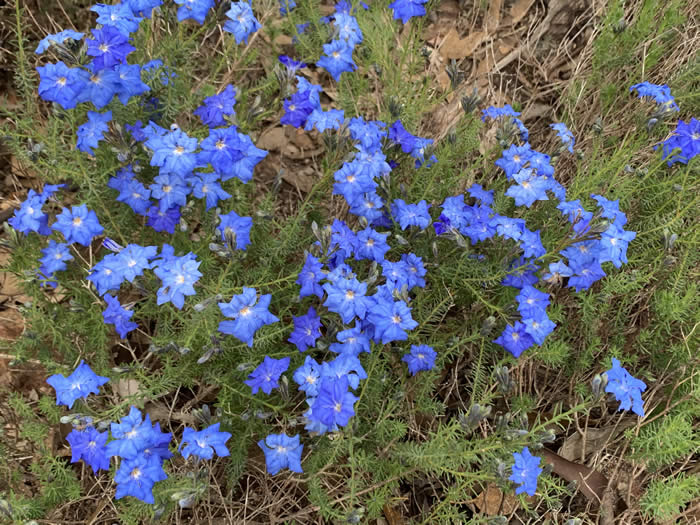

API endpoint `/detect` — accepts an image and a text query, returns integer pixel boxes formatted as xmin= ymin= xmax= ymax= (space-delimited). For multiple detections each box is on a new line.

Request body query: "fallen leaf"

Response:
xmin=256 ymin=127 xmax=288 ymax=152
xmin=509 ymin=0 xmax=537 ymax=25
xmin=559 ymin=421 xmax=637 ymax=462
xmin=383 ymin=503 xmax=405 ymax=525
xmin=485 ymin=0 xmax=503 ymax=32
xmin=114 ymin=378 xmax=142 ymax=399
xmin=439 ymin=29 xmax=487 ymax=60
xmin=472 ymin=484 xmax=518 ymax=516
xmin=0 ymin=308 xmax=24 ymax=340
xmin=541 ymin=448 xmax=609 ymax=503
xmin=521 ymin=103 xmax=553 ymax=122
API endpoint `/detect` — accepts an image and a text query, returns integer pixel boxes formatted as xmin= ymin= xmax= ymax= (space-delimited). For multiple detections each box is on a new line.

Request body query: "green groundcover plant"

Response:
xmin=1 ymin=0 xmax=698 ymax=522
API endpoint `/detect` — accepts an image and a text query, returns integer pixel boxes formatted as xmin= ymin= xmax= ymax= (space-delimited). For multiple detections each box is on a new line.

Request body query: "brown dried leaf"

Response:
xmin=114 ymin=378 xmax=142 ymax=399
xmin=439 ymin=29 xmax=487 ymax=60
xmin=472 ymin=484 xmax=518 ymax=515
xmin=509 ymin=0 xmax=537 ymax=25
xmin=256 ymin=127 xmax=288 ymax=152
xmin=559 ymin=421 xmax=636 ymax=462
xmin=485 ymin=0 xmax=503 ymax=32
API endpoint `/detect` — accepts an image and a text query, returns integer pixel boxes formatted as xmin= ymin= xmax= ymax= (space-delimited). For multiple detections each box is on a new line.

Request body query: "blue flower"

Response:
xmin=502 ymin=257 xmax=540 ymax=289
xmin=35 ymin=30 xmax=84 ymax=54
xmin=519 ymin=229 xmax=546 ymax=258
xmin=391 ymin=199 xmax=432 ymax=230
xmin=8 ymin=189 xmax=53 ymax=235
xmin=39 ymin=240 xmax=73 ymax=276
xmin=125 ymin=0 xmax=163 ymax=18
xmin=334 ymin=12 xmax=363 ymax=45
xmin=87 ymin=253 xmax=126 ymax=295
xmin=348 ymin=117 xmax=387 ymax=152
xmin=46 ymin=360 xmax=109 ymax=408
xmin=77 ymin=65 xmax=120 ymax=109
xmin=223 ymin=2 xmax=261 ymax=44
xmin=402 ymin=253 xmax=427 ymax=289
xmin=279 ymin=0 xmax=296 ymax=15
xmin=310 ymin=376 xmax=358 ymax=428
xmin=467 ymin=183 xmax=494 ymax=205
xmin=388 ymin=0 xmax=428 ymax=23
xmin=481 ymin=104 xmax=520 ymax=121
xmin=305 ymin=108 xmax=345 ymax=132
xmin=493 ymin=322 xmax=535 ymax=358
xmin=114 ymin=64 xmax=151 ymax=104
xmin=296 ymin=253 xmax=324 ymax=299
xmin=322 ymin=277 xmax=372 ymax=324
xmin=107 ymin=406 xmax=158 ymax=458
xmin=278 ymin=55 xmax=306 ymax=71
xmin=604 ymin=358 xmax=646 ymax=417
xmin=316 ymin=39 xmax=357 ymax=82
xmin=146 ymin=128 xmax=199 ymax=177
xmin=149 ymin=173 xmax=189 ymax=212
xmin=293 ymin=355 xmax=322 ymax=397
xmin=193 ymin=84 xmax=237 ymax=127
xmin=180 ymin=423 xmax=232 ymax=460
xmin=495 ymin=144 xmax=532 ymax=179
xmin=218 ymin=288 xmax=279 ymax=347
xmin=53 ymin=204 xmax=104 ymax=246
xmin=630 ymin=81 xmax=679 ymax=111
xmin=388 ymin=120 xmax=418 ymax=153
xmin=36 ymin=61 xmax=89 ymax=109
xmin=366 ymin=297 xmax=418 ymax=344
xmin=152 ymin=253 xmax=203 ymax=309
xmin=515 ymin=285 xmax=550 ymax=318
xmin=542 ymin=261 xmax=573 ymax=283
xmin=198 ymin=126 xmax=243 ymax=178
xmin=91 ymin=4 xmax=143 ymax=35
xmin=103 ymin=294 xmax=138 ymax=339
xmin=320 ymin=354 xmax=367 ymax=390
xmin=191 ymin=172 xmax=231 ymax=211
xmin=66 ymin=427 xmax=110 ymax=474
xmin=333 ymin=161 xmax=378 ymax=204
xmin=86 ymin=26 xmax=135 ymax=71
xmin=599 ymin=224 xmax=636 ymax=268
xmin=114 ymin=455 xmax=167 ymax=504
xmin=281 ymin=91 xmax=317 ymax=128
xmin=174 ymin=0 xmax=215 ymax=24
xmin=76 ymin=110 xmax=112 ymax=155
xmin=659 ymin=118 xmax=700 ymax=166
xmin=567 ymin=258 xmax=606 ymax=292
xmin=590 ymin=194 xmax=627 ymax=226
xmin=257 ymin=433 xmax=303 ymax=475
xmin=505 ymin=169 xmax=549 ymax=208
xmin=509 ymin=447 xmax=542 ymax=496
xmin=146 ymin=205 xmax=181 ymax=233
xmin=522 ymin=311 xmax=556 ymax=345
xmin=244 ymin=356 xmax=291 ymax=394
xmin=550 ymin=122 xmax=575 ymax=153
xmin=216 ymin=210 xmax=253 ymax=250
xmin=402 ymin=345 xmax=437 ymax=375
xmin=288 ymin=307 xmax=323 ymax=352
xmin=355 ymin=227 xmax=390 ymax=262
xmin=116 ymin=244 xmax=158 ymax=282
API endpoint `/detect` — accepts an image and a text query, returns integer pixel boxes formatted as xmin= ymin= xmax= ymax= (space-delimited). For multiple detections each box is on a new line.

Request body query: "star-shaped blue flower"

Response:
xmin=180 ymin=423 xmax=232 ymax=460
xmin=218 ymin=288 xmax=279 ymax=347
xmin=46 ymin=360 xmax=109 ymax=408
xmin=509 ymin=447 xmax=542 ymax=496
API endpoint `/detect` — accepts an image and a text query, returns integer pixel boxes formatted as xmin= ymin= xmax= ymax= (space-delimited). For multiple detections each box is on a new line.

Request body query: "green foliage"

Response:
xmin=629 ymin=414 xmax=699 ymax=471
xmin=640 ymin=473 xmax=700 ymax=521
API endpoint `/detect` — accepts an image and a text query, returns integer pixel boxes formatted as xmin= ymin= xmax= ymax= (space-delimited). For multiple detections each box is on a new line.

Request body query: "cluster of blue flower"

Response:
xmin=12 ymin=0 xmax=674 ymax=505
xmin=47 ymin=361 xmax=231 ymax=503
xmin=630 ymin=81 xmax=699 ymax=165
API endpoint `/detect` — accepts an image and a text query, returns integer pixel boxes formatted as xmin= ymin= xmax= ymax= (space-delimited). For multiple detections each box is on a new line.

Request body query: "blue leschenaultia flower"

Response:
xmin=223 ymin=1 xmax=261 ymax=44
xmin=174 ymin=0 xmax=215 ymax=24
xmin=658 ymin=118 xmax=700 ymax=165
xmin=114 ymin=455 xmax=168 ymax=504
xmin=66 ymin=426 xmax=110 ymax=474
xmin=46 ymin=360 xmax=109 ymax=408
xmin=180 ymin=423 xmax=232 ymax=460
xmin=550 ymin=122 xmax=576 ymax=153
xmin=103 ymin=294 xmax=138 ymax=339
xmin=39 ymin=240 xmax=73 ymax=277
xmin=388 ymin=0 xmax=429 ymax=23
xmin=288 ymin=306 xmax=323 ymax=352
xmin=53 ymin=204 xmax=104 ymax=246
xmin=218 ymin=288 xmax=279 ymax=346
xmin=152 ymin=252 xmax=203 ymax=309
xmin=604 ymin=358 xmax=647 ymax=417
xmin=258 ymin=433 xmax=303 ymax=475
xmin=509 ymin=447 xmax=543 ymax=496
xmin=244 ymin=356 xmax=291 ymax=394
xmin=310 ymin=375 xmax=358 ymax=428
xmin=193 ymin=84 xmax=237 ymax=127
xmin=216 ymin=210 xmax=253 ymax=250
xmin=35 ymin=29 xmax=84 ymax=54
xmin=402 ymin=345 xmax=437 ymax=375
xmin=76 ymin=110 xmax=112 ymax=155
